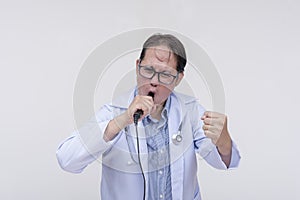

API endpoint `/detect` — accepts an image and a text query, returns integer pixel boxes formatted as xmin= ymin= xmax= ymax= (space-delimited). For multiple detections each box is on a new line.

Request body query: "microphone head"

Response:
xmin=148 ymin=92 xmax=154 ymax=99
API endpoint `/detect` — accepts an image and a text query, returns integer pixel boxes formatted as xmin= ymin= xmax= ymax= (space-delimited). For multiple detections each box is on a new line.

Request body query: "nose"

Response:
xmin=150 ymin=73 xmax=159 ymax=86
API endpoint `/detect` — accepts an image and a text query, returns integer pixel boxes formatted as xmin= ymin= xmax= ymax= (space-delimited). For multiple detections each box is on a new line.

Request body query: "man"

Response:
xmin=56 ymin=33 xmax=240 ymax=200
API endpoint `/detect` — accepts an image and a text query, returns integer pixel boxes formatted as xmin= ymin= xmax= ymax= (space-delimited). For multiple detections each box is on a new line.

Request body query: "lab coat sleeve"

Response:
xmin=56 ymin=104 xmax=122 ymax=173
xmin=192 ymin=102 xmax=241 ymax=170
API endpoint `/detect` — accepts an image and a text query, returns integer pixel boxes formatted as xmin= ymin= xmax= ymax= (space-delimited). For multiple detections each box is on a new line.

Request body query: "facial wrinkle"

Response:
xmin=154 ymin=47 xmax=171 ymax=63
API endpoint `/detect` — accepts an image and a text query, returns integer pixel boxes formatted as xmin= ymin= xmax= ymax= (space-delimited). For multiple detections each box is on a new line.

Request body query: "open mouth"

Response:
xmin=148 ymin=91 xmax=155 ymax=99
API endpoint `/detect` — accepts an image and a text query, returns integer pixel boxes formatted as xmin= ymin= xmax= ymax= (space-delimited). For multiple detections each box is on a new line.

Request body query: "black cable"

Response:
xmin=135 ymin=124 xmax=146 ymax=200
xmin=133 ymin=92 xmax=154 ymax=200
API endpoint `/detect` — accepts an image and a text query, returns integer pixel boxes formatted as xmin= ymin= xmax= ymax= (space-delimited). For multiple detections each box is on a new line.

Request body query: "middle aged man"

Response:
xmin=56 ymin=33 xmax=240 ymax=200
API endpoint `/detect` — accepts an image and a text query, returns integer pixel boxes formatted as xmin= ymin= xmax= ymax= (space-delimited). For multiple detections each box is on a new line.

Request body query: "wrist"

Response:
xmin=217 ymin=138 xmax=232 ymax=156
xmin=114 ymin=110 xmax=132 ymax=130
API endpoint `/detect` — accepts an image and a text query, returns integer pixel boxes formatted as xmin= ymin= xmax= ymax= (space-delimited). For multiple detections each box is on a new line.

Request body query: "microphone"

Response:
xmin=133 ymin=92 xmax=154 ymax=125
xmin=134 ymin=92 xmax=154 ymax=200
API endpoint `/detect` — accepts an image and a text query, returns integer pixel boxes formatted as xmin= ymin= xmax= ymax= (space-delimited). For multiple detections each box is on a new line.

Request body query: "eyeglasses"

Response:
xmin=138 ymin=65 xmax=179 ymax=85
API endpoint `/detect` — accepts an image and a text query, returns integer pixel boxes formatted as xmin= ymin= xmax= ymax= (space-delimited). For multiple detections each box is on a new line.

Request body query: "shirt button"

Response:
xmin=159 ymin=170 xmax=163 ymax=175
xmin=127 ymin=161 xmax=132 ymax=165
xmin=159 ymin=194 xmax=163 ymax=199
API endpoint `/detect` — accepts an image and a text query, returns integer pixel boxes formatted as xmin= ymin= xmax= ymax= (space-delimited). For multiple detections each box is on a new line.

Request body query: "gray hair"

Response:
xmin=139 ymin=33 xmax=187 ymax=73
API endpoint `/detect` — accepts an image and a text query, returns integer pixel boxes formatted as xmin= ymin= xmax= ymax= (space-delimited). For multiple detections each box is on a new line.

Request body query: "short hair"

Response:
xmin=139 ymin=33 xmax=187 ymax=73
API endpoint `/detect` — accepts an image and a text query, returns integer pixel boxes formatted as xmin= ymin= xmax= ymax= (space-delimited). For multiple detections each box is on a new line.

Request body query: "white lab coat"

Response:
xmin=56 ymin=89 xmax=240 ymax=200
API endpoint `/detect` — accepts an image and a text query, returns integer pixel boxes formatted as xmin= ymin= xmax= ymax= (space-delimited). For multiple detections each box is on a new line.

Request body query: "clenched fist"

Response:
xmin=201 ymin=111 xmax=232 ymax=166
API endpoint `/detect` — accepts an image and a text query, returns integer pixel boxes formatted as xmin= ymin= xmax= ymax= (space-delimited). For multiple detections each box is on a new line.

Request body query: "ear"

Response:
xmin=135 ymin=59 xmax=140 ymax=73
xmin=175 ymin=72 xmax=184 ymax=87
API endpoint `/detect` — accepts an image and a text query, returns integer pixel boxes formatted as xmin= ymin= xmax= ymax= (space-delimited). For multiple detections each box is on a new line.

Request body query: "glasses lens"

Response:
xmin=139 ymin=65 xmax=177 ymax=85
xmin=159 ymin=73 xmax=175 ymax=84
xmin=140 ymin=66 xmax=155 ymax=79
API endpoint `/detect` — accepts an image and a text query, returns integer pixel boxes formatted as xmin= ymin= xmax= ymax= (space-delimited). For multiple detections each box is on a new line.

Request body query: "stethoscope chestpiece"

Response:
xmin=172 ymin=131 xmax=182 ymax=145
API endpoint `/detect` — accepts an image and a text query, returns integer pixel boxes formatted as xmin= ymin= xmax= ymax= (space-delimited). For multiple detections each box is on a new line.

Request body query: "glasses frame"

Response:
xmin=138 ymin=64 xmax=179 ymax=85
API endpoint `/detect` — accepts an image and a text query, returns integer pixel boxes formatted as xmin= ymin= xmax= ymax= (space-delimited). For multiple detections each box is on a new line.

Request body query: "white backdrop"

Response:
xmin=1 ymin=0 xmax=299 ymax=199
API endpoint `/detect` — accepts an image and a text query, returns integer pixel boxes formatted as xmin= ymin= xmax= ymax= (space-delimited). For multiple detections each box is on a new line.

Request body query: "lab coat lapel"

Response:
xmin=168 ymin=93 xmax=184 ymax=200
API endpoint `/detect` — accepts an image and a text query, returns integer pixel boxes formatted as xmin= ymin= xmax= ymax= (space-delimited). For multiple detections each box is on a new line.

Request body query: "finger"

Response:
xmin=131 ymin=102 xmax=149 ymax=116
xmin=202 ymin=124 xmax=213 ymax=131
xmin=135 ymin=96 xmax=154 ymax=110
xmin=201 ymin=111 xmax=212 ymax=119
xmin=204 ymin=117 xmax=227 ymax=129
xmin=142 ymin=103 xmax=153 ymax=114
xmin=145 ymin=98 xmax=154 ymax=107
xmin=133 ymin=103 xmax=146 ymax=113
xmin=145 ymin=104 xmax=154 ymax=116
xmin=136 ymin=95 xmax=153 ymax=104
xmin=144 ymin=102 xmax=155 ymax=115
xmin=203 ymin=117 xmax=214 ymax=125
xmin=140 ymin=101 xmax=156 ymax=118
xmin=140 ymin=95 xmax=154 ymax=105
xmin=203 ymin=124 xmax=221 ymax=133
xmin=203 ymin=129 xmax=214 ymax=137
xmin=202 ymin=111 xmax=221 ymax=119
xmin=142 ymin=96 xmax=154 ymax=107
xmin=145 ymin=95 xmax=154 ymax=101
xmin=203 ymin=130 xmax=219 ymax=144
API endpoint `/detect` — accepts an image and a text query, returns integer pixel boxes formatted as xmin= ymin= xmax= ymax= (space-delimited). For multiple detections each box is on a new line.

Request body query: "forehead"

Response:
xmin=142 ymin=46 xmax=177 ymax=69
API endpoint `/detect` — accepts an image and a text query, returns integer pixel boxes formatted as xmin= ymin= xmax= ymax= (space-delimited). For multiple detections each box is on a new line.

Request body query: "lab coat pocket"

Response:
xmin=102 ymin=131 xmax=142 ymax=173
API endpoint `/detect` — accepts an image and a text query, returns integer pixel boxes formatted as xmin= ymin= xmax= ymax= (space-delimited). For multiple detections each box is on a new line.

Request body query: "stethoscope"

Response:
xmin=124 ymin=122 xmax=183 ymax=164
xmin=171 ymin=123 xmax=183 ymax=145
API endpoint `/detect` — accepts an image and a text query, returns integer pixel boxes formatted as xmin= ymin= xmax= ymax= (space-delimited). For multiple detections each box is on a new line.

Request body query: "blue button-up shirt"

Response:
xmin=143 ymin=97 xmax=172 ymax=200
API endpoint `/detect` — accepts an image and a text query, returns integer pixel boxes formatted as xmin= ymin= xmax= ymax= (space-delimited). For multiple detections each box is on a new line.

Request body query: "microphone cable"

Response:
xmin=135 ymin=122 xmax=146 ymax=200
xmin=133 ymin=92 xmax=154 ymax=200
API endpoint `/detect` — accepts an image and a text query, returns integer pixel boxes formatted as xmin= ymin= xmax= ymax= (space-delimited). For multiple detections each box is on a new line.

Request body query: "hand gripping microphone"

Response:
xmin=133 ymin=92 xmax=154 ymax=125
